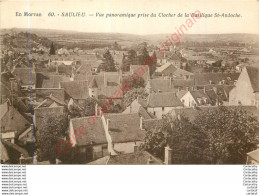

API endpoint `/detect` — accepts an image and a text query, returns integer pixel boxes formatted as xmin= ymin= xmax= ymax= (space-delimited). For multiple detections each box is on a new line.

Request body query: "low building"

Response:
xmin=145 ymin=78 xmax=174 ymax=93
xmin=146 ymin=92 xmax=183 ymax=118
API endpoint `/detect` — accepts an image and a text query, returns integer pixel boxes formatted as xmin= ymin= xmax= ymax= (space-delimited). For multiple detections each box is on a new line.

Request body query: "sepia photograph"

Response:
xmin=1 ymin=0 xmax=259 ymax=165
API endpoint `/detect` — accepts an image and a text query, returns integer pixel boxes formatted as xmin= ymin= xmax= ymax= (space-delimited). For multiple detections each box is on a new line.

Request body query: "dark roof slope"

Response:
xmin=70 ymin=116 xmax=107 ymax=146
xmin=194 ymin=73 xmax=240 ymax=86
xmin=106 ymin=113 xmax=145 ymax=143
xmin=60 ymin=80 xmax=89 ymax=100
xmin=107 ymin=151 xmax=163 ymax=165
xmin=1 ymin=106 xmax=30 ymax=136
xmin=246 ymin=66 xmax=259 ymax=92
xmin=147 ymin=92 xmax=183 ymax=107
xmin=149 ymin=79 xmax=175 ymax=93
xmin=12 ymin=68 xmax=36 ymax=85
xmin=36 ymin=88 xmax=65 ymax=102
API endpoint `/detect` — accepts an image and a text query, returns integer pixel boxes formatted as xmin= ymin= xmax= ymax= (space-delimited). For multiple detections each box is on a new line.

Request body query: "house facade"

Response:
xmin=229 ymin=66 xmax=259 ymax=107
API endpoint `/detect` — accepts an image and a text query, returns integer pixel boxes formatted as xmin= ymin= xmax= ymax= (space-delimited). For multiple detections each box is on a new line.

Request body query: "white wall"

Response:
xmin=180 ymin=91 xmax=196 ymax=107
xmin=113 ymin=141 xmax=143 ymax=154
xmin=147 ymin=107 xmax=178 ymax=119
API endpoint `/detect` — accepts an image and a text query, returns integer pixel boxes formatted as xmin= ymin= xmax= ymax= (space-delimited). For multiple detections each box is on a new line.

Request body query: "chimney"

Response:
xmin=68 ymin=115 xmax=71 ymax=122
xmin=177 ymin=87 xmax=180 ymax=92
xmin=140 ymin=116 xmax=143 ymax=130
xmin=119 ymin=69 xmax=122 ymax=83
xmin=106 ymin=119 xmax=110 ymax=131
xmin=95 ymin=103 xmax=98 ymax=116
xmin=203 ymin=87 xmax=206 ymax=93
xmin=164 ymin=145 xmax=172 ymax=165
xmin=133 ymin=142 xmax=138 ymax=153
xmin=1 ymin=95 xmax=7 ymax=104
xmin=56 ymin=64 xmax=58 ymax=74
xmin=213 ymin=87 xmax=217 ymax=94
xmin=209 ymin=80 xmax=212 ymax=85
xmin=9 ymin=78 xmax=16 ymax=92
xmin=147 ymin=156 xmax=153 ymax=165
xmin=104 ymin=73 xmax=107 ymax=87
xmin=186 ymin=87 xmax=189 ymax=91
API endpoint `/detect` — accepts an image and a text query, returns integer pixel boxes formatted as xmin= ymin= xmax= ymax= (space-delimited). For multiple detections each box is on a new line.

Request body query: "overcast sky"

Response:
xmin=1 ymin=0 xmax=259 ymax=35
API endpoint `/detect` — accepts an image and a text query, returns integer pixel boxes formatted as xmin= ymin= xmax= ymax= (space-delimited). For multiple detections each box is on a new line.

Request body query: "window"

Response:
xmin=153 ymin=111 xmax=156 ymax=116
xmin=162 ymin=107 xmax=164 ymax=111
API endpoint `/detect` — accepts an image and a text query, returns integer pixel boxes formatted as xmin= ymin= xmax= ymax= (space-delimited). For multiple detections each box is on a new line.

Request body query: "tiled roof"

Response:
xmin=148 ymin=79 xmax=175 ymax=93
xmin=246 ymin=66 xmax=259 ymax=92
xmin=194 ymin=73 xmax=240 ymax=86
xmin=107 ymin=151 xmax=163 ymax=164
xmin=12 ymin=68 xmax=36 ymax=85
xmin=57 ymin=65 xmax=73 ymax=76
xmin=122 ymin=99 xmax=152 ymax=119
xmin=36 ymin=88 xmax=65 ymax=102
xmin=147 ymin=92 xmax=183 ymax=108
xmin=189 ymin=90 xmax=210 ymax=105
xmin=89 ymin=73 xmax=123 ymax=99
xmin=60 ymin=80 xmax=89 ymax=100
xmin=173 ymin=68 xmax=193 ymax=77
xmin=106 ymin=113 xmax=145 ymax=143
xmin=156 ymin=63 xmax=177 ymax=73
xmin=70 ymin=116 xmax=107 ymax=146
xmin=42 ymin=75 xmax=70 ymax=88
xmin=170 ymin=105 xmax=259 ymax=122
xmin=1 ymin=106 xmax=30 ymax=136
xmin=173 ymin=79 xmax=195 ymax=88
xmin=142 ymin=118 xmax=164 ymax=130
xmin=176 ymin=90 xmax=188 ymax=99
xmin=74 ymin=62 xmax=92 ymax=81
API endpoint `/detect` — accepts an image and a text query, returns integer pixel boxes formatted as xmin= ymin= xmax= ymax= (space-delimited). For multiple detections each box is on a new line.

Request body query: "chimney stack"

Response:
xmin=106 ymin=119 xmax=110 ymax=131
xmin=133 ymin=142 xmax=138 ymax=153
xmin=164 ymin=145 xmax=172 ymax=165
xmin=147 ymin=156 xmax=153 ymax=165
xmin=140 ymin=116 xmax=143 ymax=130
xmin=104 ymin=73 xmax=107 ymax=87
xmin=9 ymin=78 xmax=16 ymax=92
xmin=95 ymin=103 xmax=98 ymax=116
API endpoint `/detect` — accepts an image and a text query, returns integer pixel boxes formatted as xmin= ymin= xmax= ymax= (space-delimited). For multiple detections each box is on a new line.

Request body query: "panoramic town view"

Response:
xmin=1 ymin=28 xmax=259 ymax=164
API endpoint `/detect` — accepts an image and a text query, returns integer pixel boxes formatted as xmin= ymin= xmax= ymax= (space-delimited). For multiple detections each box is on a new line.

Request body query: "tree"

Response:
xmin=121 ymin=49 xmax=137 ymax=71
xmin=49 ymin=42 xmax=55 ymax=55
xmin=194 ymin=106 xmax=259 ymax=164
xmin=98 ymin=49 xmax=116 ymax=72
xmin=36 ymin=115 xmax=68 ymax=163
xmin=141 ymin=114 xmax=209 ymax=164
xmin=113 ymin=42 xmax=121 ymax=50
xmin=138 ymin=47 xmax=157 ymax=76
xmin=122 ymin=87 xmax=148 ymax=108
xmin=122 ymin=75 xmax=145 ymax=89
xmin=83 ymin=97 xmax=99 ymax=117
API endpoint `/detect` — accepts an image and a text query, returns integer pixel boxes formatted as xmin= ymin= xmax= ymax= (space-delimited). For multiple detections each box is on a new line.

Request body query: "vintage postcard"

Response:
xmin=0 ymin=0 xmax=259 ymax=165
